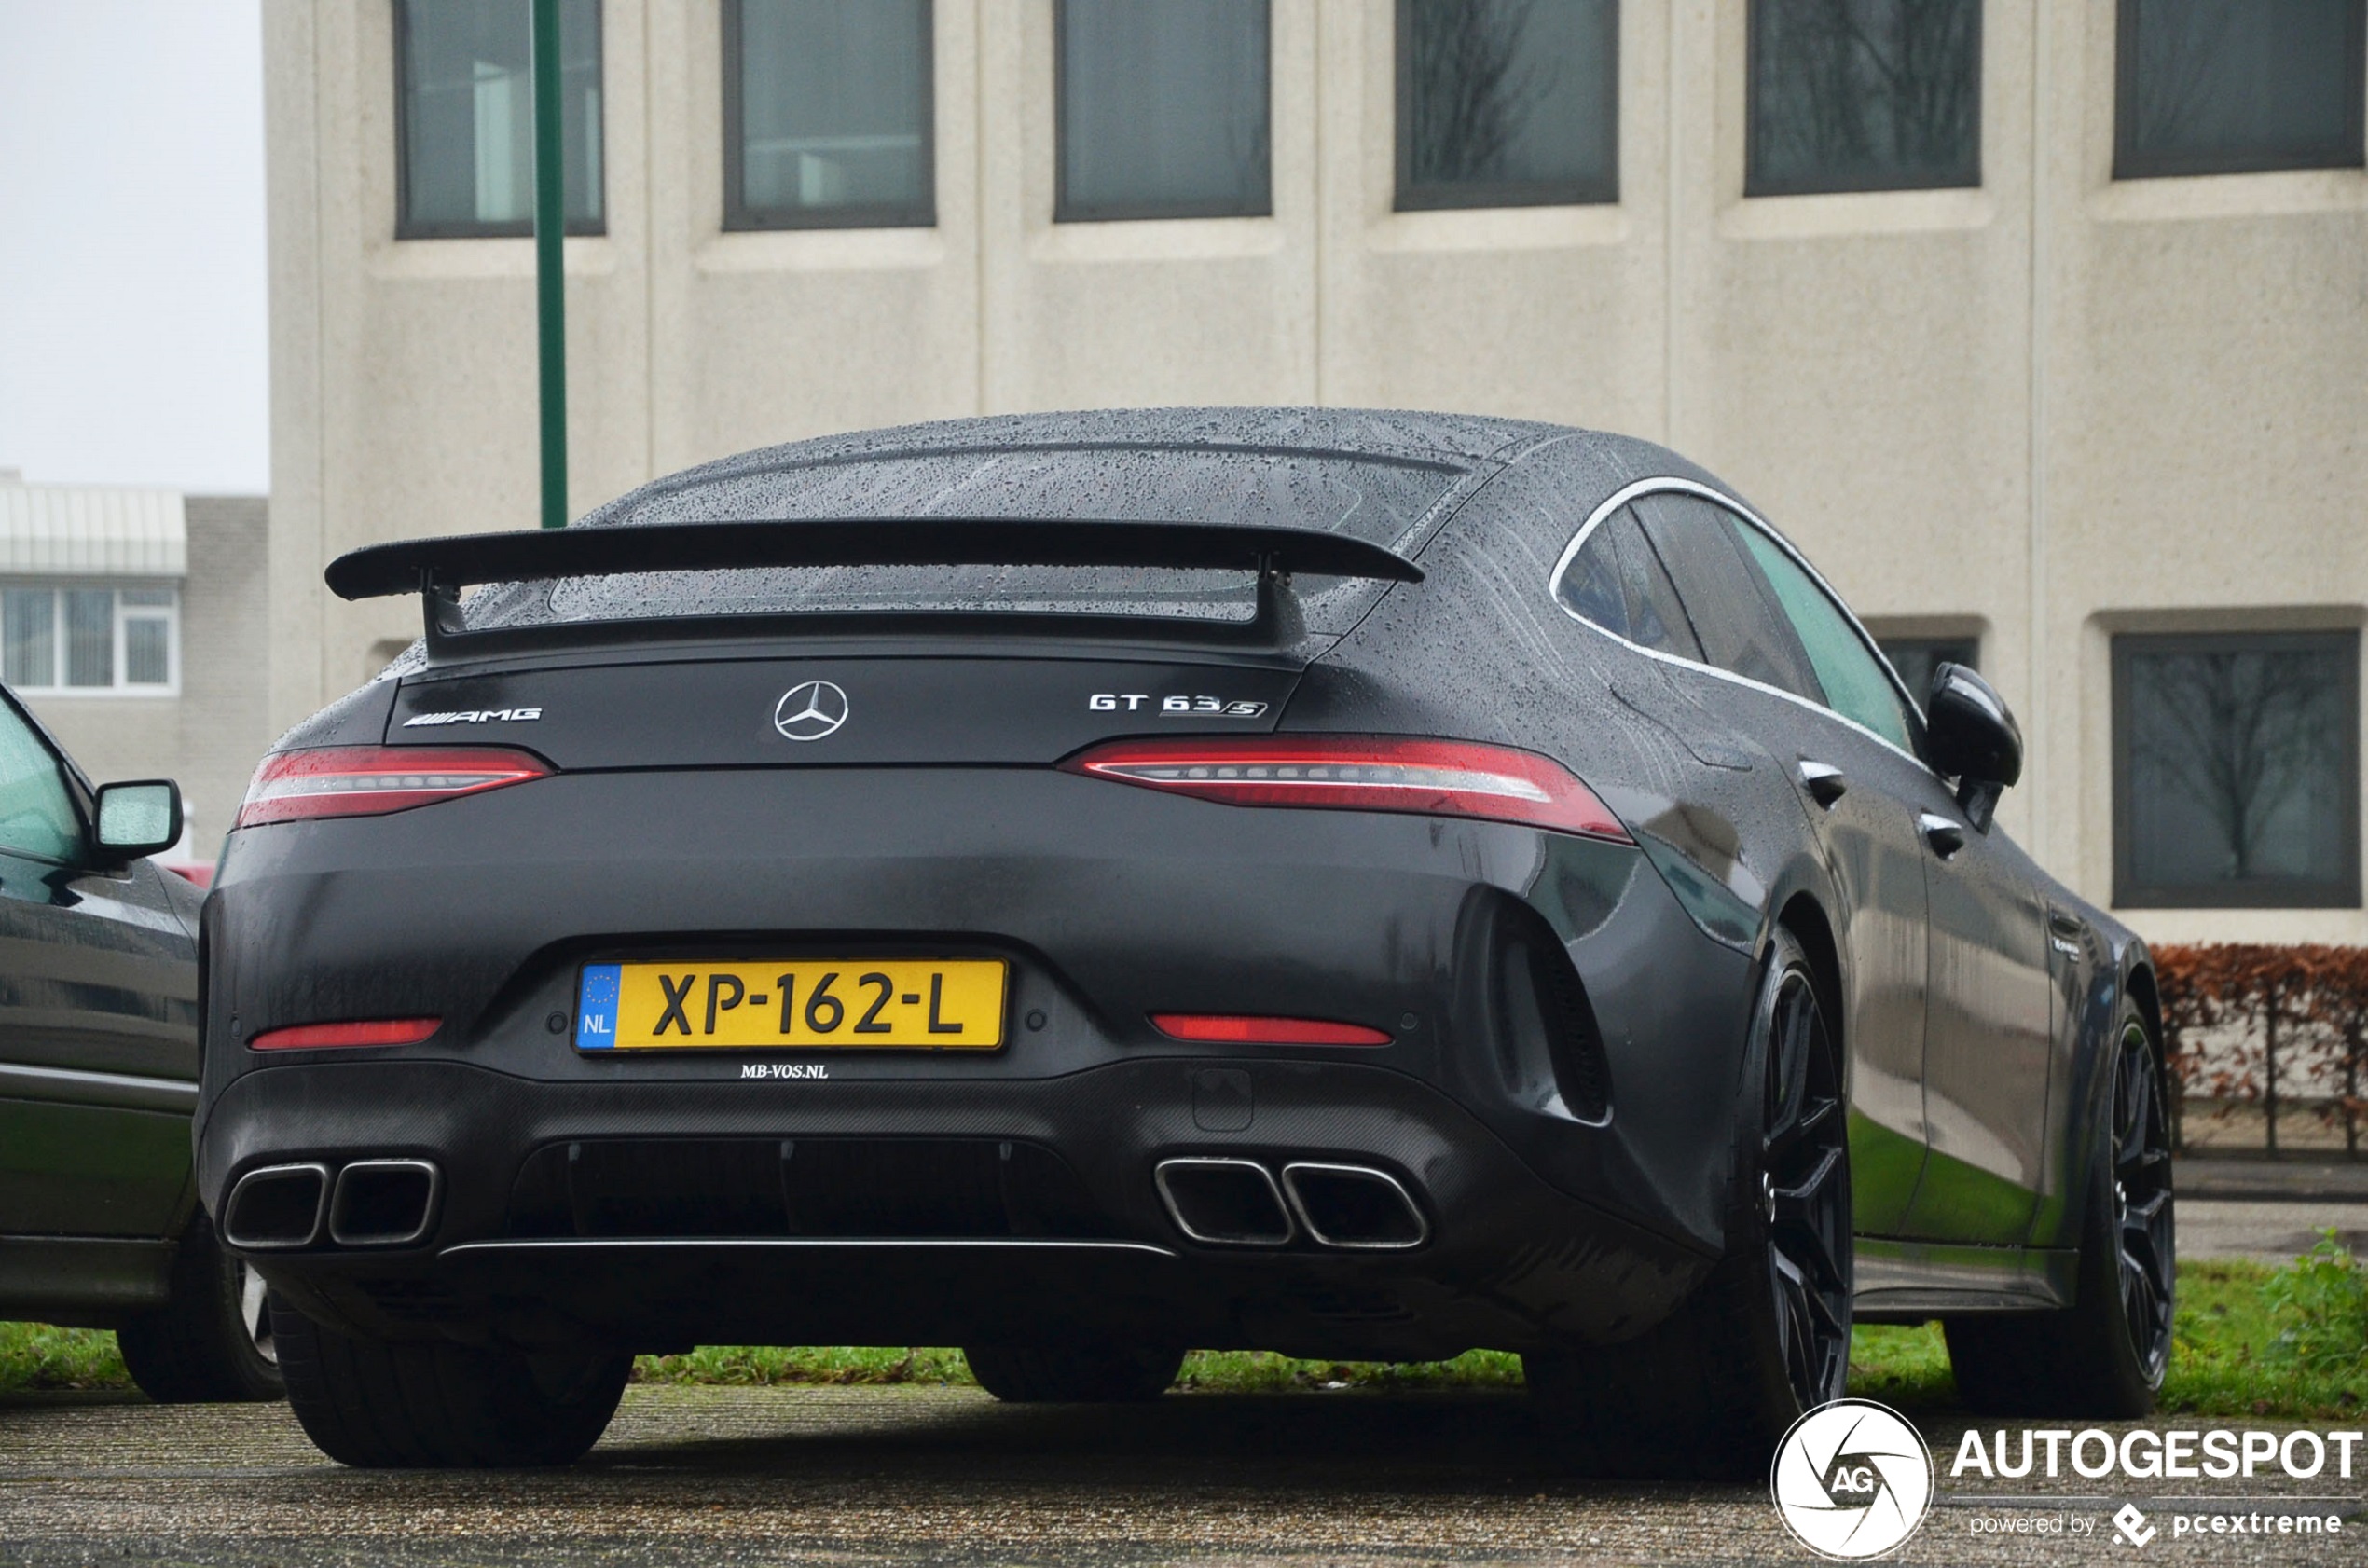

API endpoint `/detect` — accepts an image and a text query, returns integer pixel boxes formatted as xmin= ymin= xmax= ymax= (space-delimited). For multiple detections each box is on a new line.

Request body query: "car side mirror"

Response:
xmin=1923 ymin=664 xmax=2021 ymax=834
xmin=94 ymin=780 xmax=183 ymax=863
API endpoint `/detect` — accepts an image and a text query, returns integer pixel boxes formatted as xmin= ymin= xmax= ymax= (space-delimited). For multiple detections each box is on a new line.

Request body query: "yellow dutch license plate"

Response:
xmin=574 ymin=959 xmax=1007 ymax=1051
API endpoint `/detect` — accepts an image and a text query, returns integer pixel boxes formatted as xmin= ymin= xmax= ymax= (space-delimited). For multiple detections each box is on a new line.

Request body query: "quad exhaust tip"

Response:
xmin=329 ymin=1159 xmax=443 ymax=1247
xmin=1154 ymin=1157 xmax=1431 ymax=1250
xmin=222 ymin=1162 xmax=330 ymax=1250
xmin=1153 ymin=1158 xmax=1294 ymax=1247
xmin=1281 ymin=1162 xmax=1429 ymax=1250
xmin=223 ymin=1159 xmax=444 ymax=1250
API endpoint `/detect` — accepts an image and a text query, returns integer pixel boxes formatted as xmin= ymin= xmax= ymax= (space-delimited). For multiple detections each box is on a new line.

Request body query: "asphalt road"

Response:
xmin=2182 ymin=1202 xmax=2368 ymax=1264
xmin=5 ymin=1382 xmax=2363 ymax=1567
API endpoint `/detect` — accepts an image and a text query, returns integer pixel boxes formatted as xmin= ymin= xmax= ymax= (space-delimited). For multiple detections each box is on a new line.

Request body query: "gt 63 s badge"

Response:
xmin=1089 ymin=694 xmax=1268 ymax=718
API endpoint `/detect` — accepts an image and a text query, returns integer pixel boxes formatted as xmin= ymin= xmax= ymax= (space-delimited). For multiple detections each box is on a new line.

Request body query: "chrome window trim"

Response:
xmin=1548 ymin=475 xmax=1946 ymax=785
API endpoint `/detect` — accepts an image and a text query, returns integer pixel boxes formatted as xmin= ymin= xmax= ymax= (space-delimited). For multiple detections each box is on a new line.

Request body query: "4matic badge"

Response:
xmin=1089 ymin=694 xmax=1269 ymax=718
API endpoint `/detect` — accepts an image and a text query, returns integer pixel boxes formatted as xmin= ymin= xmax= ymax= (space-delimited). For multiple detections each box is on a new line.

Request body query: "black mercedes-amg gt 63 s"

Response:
xmin=200 ymin=410 xmax=2172 ymax=1472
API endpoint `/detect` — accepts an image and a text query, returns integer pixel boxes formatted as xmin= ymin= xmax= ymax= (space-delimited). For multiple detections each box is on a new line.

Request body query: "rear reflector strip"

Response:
xmin=1152 ymin=1013 xmax=1394 ymax=1047
xmin=249 ymin=1018 xmax=442 ymax=1052
xmin=1063 ymin=736 xmax=1630 ymax=842
xmin=237 ymin=746 xmax=550 ymax=828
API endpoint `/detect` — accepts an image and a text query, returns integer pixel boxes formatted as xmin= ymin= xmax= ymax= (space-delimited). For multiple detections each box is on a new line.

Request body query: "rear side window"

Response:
xmin=1630 ymin=491 xmax=1824 ymax=703
xmin=1553 ymin=507 xmax=1705 ymax=662
xmin=1732 ymin=527 xmax=1916 ymax=752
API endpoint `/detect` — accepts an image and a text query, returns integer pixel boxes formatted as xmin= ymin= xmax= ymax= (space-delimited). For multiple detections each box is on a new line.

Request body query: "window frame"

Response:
xmin=1053 ymin=0 xmax=1275 ymax=224
xmin=0 ymin=582 xmax=182 ymax=699
xmin=2111 ymin=628 xmax=2362 ymax=910
xmin=1549 ymin=476 xmax=1934 ymax=771
xmin=392 ymin=0 xmax=609 ymax=241
xmin=1873 ymin=633 xmax=1981 ymax=712
xmin=1742 ymin=0 xmax=1984 ymax=199
xmin=721 ymin=0 xmax=938 ymax=232
xmin=1391 ymin=0 xmax=1620 ymax=213
xmin=2113 ymin=0 xmax=2367 ymax=180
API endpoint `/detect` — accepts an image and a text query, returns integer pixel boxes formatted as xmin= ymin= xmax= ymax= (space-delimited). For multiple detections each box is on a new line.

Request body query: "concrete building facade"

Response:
xmin=0 ymin=477 xmax=276 ymax=863
xmin=262 ymin=1 xmax=2368 ymax=944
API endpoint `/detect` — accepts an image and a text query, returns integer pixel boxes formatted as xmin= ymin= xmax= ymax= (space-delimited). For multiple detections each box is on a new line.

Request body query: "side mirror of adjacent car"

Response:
xmin=1923 ymin=664 xmax=2021 ymax=834
xmin=93 ymin=780 xmax=184 ymax=864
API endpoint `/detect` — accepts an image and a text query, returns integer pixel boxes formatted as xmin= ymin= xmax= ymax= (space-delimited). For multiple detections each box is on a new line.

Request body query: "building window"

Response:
xmin=2114 ymin=0 xmax=2366 ymax=180
xmin=724 ymin=0 xmax=933 ymax=229
xmin=396 ymin=0 xmax=605 ymax=239
xmin=2113 ymin=631 xmax=2361 ymax=909
xmin=1746 ymin=0 xmax=1981 ymax=197
xmin=1056 ymin=0 xmax=1271 ymax=222
xmin=1396 ymin=0 xmax=1618 ymax=210
xmin=1877 ymin=635 xmax=1978 ymax=712
xmin=0 ymin=585 xmax=178 ymax=695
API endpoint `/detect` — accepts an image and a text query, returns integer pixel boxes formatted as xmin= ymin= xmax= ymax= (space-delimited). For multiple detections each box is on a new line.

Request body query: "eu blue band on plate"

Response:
xmin=577 ymin=964 xmax=622 ymax=1050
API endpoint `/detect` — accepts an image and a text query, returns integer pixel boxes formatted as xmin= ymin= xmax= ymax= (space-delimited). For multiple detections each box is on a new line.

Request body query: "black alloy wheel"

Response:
xmin=237 ymin=1258 xmax=278 ymax=1368
xmin=1523 ymin=927 xmax=1852 ymax=1477
xmin=1761 ymin=963 xmax=1853 ymax=1410
xmin=2111 ymin=1016 xmax=2176 ymax=1382
xmin=115 ymin=1212 xmax=285 ymax=1404
xmin=1945 ymin=999 xmax=2172 ymax=1418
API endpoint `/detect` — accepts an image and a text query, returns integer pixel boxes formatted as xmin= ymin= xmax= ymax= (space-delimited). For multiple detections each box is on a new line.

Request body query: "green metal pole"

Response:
xmin=531 ymin=0 xmax=567 ymax=529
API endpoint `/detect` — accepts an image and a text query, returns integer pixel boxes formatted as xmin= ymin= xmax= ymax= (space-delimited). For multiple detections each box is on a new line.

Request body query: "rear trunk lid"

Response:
xmin=385 ymin=650 xmax=1305 ymax=768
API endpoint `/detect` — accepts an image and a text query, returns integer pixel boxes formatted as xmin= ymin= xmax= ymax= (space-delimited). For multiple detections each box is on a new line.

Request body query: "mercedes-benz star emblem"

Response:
xmin=774 ymin=680 xmax=849 ymax=742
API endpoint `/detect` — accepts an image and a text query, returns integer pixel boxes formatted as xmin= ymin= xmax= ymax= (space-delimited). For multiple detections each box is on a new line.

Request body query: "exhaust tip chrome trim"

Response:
xmin=222 ymin=1162 xmax=331 ymax=1250
xmin=1280 ymin=1162 xmax=1430 ymax=1250
xmin=327 ymin=1158 xmax=443 ymax=1247
xmin=1152 ymin=1157 xmax=1294 ymax=1247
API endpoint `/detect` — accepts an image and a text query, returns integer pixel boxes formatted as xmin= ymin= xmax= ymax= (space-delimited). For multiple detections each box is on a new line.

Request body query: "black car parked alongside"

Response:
xmin=0 ymin=688 xmax=281 ymax=1403
xmin=200 ymin=410 xmax=2172 ymax=1473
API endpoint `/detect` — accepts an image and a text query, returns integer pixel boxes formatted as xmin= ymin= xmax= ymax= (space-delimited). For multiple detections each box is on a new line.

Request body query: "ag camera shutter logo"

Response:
xmin=1770 ymin=1399 xmax=1934 ymax=1560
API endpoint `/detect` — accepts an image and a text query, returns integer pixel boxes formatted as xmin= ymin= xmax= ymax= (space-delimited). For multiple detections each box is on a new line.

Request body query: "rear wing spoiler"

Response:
xmin=325 ymin=518 xmax=1425 ymax=655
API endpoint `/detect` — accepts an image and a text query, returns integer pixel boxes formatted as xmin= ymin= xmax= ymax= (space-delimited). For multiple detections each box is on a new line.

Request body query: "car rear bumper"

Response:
xmin=200 ymin=764 xmax=1759 ymax=1358
xmin=209 ymin=1055 xmax=1713 ymax=1359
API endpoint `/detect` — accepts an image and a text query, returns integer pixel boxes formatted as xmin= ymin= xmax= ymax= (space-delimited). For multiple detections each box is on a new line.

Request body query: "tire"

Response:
xmin=963 ymin=1341 xmax=1182 ymax=1403
xmin=1524 ymin=926 xmax=1853 ymax=1479
xmin=1945 ymin=1005 xmax=2173 ymax=1419
xmin=115 ymin=1211 xmax=285 ymax=1404
xmin=272 ymin=1300 xmax=630 ymax=1466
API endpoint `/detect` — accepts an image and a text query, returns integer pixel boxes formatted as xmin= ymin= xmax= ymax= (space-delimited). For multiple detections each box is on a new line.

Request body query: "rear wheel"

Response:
xmin=1946 ymin=1007 xmax=2173 ymax=1418
xmin=963 ymin=1341 xmax=1182 ymax=1403
xmin=1525 ymin=927 xmax=1852 ymax=1478
xmin=272 ymin=1300 xmax=629 ymax=1466
xmin=115 ymin=1212 xmax=284 ymax=1404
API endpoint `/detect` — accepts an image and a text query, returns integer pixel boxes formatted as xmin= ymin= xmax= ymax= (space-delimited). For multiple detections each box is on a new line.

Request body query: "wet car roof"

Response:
xmin=574 ymin=407 xmax=1595 ymax=534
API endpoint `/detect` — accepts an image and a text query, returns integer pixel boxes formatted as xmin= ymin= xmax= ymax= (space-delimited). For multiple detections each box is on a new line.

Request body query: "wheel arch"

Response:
xmin=2052 ymin=948 xmax=2168 ymax=1255
xmin=1770 ymin=892 xmax=1846 ymax=1080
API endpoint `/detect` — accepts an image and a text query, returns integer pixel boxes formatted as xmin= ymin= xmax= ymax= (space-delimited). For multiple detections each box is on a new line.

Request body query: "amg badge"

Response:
xmin=402 ymin=708 xmax=543 ymax=726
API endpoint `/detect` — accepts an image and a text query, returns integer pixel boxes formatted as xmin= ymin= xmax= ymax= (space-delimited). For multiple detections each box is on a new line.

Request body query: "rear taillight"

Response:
xmin=237 ymin=746 xmax=550 ymax=828
xmin=1062 ymin=736 xmax=1630 ymax=841
xmin=249 ymin=1017 xmax=441 ymax=1052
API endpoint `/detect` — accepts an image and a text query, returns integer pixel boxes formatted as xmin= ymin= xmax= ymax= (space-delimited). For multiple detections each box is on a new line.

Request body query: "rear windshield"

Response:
xmin=457 ymin=447 xmax=1466 ymax=635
